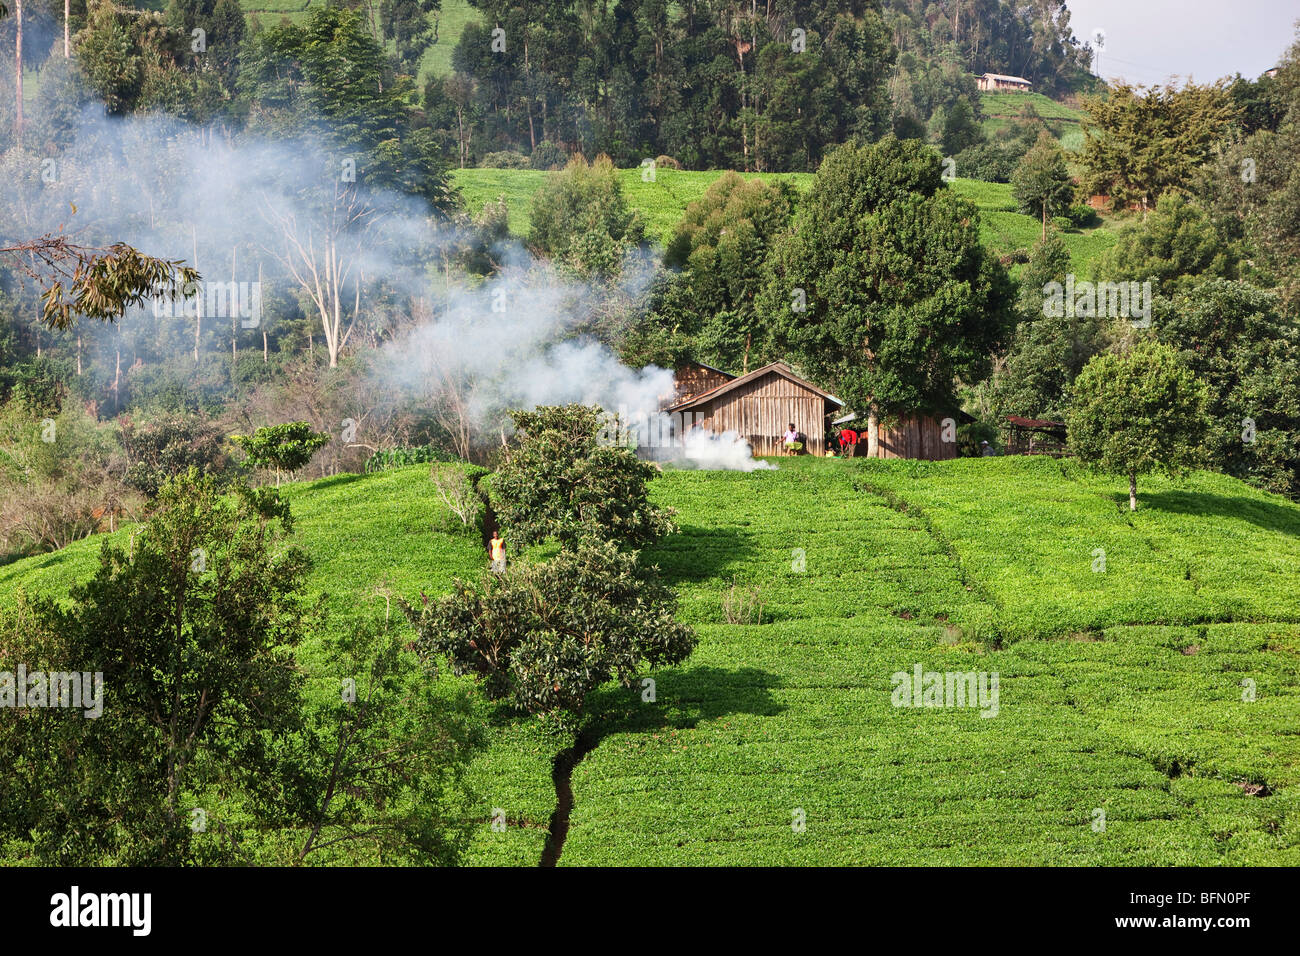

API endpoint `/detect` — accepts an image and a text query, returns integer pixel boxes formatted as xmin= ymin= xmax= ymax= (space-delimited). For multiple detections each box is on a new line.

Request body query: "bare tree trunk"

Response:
xmin=259 ymin=261 xmax=268 ymax=363
xmin=15 ymin=0 xmax=24 ymax=146
xmin=1128 ymin=473 xmax=1137 ymax=511
xmin=230 ymin=246 xmax=238 ymax=364
xmin=866 ymin=404 xmax=880 ymax=458
xmin=64 ymin=0 xmax=70 ymax=58
xmin=192 ymin=227 xmax=201 ymax=363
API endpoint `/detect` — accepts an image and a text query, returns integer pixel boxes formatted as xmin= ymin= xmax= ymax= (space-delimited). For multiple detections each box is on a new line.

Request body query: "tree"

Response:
xmin=274 ymin=616 xmax=485 ymax=866
xmin=402 ymin=537 xmax=695 ymax=719
xmin=939 ymin=96 xmax=982 ymax=156
xmin=528 ymin=154 xmax=644 ymax=279
xmin=0 ymin=472 xmax=484 ymax=865
xmin=1067 ymin=341 xmax=1209 ymax=510
xmin=380 ymin=0 xmax=441 ymax=77
xmin=491 ymin=404 xmax=675 ymax=551
xmin=1011 ymin=132 xmax=1074 ymax=240
xmin=0 ymin=471 xmax=309 ymax=864
xmin=1080 ymin=80 xmax=1240 ymax=212
xmin=757 ymin=137 xmax=1014 ymax=456
xmin=654 ymin=170 xmax=797 ymax=372
xmin=230 ymin=421 xmax=331 ymax=486
xmin=992 ymin=233 xmax=1107 ymax=422
xmin=1095 ymin=193 xmax=1237 ymax=297
xmin=1157 ymin=279 xmax=1300 ymax=499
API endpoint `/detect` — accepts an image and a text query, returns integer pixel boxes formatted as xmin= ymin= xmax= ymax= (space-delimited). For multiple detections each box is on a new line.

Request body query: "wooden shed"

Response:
xmin=1002 ymin=415 xmax=1067 ymax=456
xmin=834 ymin=409 xmax=972 ymax=460
xmin=665 ymin=362 xmax=842 ymax=457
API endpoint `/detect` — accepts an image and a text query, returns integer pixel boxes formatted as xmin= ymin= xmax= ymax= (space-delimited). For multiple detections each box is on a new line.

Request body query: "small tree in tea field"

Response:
xmin=231 ymin=421 xmax=331 ymax=486
xmin=491 ymin=404 xmax=675 ymax=550
xmin=403 ymin=538 xmax=696 ymax=720
xmin=1068 ymin=341 xmax=1209 ymax=510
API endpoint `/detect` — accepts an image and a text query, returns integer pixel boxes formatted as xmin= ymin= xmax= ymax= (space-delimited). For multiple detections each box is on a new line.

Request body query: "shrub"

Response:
xmin=119 ymin=414 xmax=237 ymax=497
xmin=491 ymin=404 xmax=675 ymax=550
xmin=430 ymin=464 xmax=481 ymax=528
xmin=654 ymin=154 xmax=682 ymax=170
xmin=480 ymin=150 xmax=530 ymax=169
xmin=530 ymin=141 xmax=567 ymax=170
xmin=364 ymin=445 xmax=461 ymax=472
xmin=722 ymin=579 xmax=765 ymax=624
xmin=1066 ymin=203 xmax=1100 ymax=229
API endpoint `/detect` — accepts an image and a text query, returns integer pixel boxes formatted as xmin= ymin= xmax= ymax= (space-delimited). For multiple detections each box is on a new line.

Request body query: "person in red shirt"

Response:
xmin=838 ymin=427 xmax=858 ymax=458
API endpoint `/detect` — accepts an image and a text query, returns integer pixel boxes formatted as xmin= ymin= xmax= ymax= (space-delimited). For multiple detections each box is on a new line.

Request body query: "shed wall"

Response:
xmin=694 ymin=374 xmax=828 ymax=456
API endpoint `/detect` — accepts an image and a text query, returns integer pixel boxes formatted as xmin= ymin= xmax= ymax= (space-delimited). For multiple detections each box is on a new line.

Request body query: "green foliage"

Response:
xmin=404 ymin=538 xmax=696 ymax=719
xmin=992 ymin=234 xmax=1108 ymax=422
xmin=0 ymin=471 xmax=309 ymax=864
xmin=6 ymin=459 xmax=1300 ymax=865
xmin=1157 ymin=279 xmax=1300 ymax=499
xmin=939 ymin=97 xmax=983 ymax=156
xmin=480 ymin=150 xmax=530 ymax=169
xmin=1010 ymin=133 xmax=1074 ymax=237
xmin=231 ymin=421 xmax=331 ymax=486
xmin=1080 ymin=80 xmax=1241 ymax=211
xmin=272 ymin=615 xmax=485 ymax=866
xmin=238 ymin=6 xmax=454 ymax=209
xmin=491 ymin=404 xmax=675 ymax=550
xmin=365 ymin=445 xmax=463 ymax=473
xmin=1096 ymin=194 xmax=1238 ymax=297
xmin=119 ymin=414 xmax=239 ymax=497
xmin=529 ymin=141 xmax=566 ymax=170
xmin=1068 ymin=341 xmax=1210 ymax=508
xmin=652 ymin=171 xmax=797 ymax=371
xmin=758 ymin=138 xmax=1014 ymax=418
xmin=528 ymin=155 xmax=645 ymax=279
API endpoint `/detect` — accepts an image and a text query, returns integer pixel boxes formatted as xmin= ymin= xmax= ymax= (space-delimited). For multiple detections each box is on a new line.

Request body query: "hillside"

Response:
xmin=451 ymin=167 xmax=1116 ymax=274
xmin=980 ymin=90 xmax=1086 ymax=150
xmin=4 ymin=457 xmax=1296 ymax=865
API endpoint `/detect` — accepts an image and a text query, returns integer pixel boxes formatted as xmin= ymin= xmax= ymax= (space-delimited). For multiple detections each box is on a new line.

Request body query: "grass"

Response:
xmin=450 ymin=166 xmax=1115 ymax=272
xmin=979 ymin=91 xmax=1086 ymax=151
xmin=4 ymin=456 xmax=1297 ymax=864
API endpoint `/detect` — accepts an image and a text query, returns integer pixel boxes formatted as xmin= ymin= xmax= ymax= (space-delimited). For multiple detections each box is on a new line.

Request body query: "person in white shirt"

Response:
xmin=782 ymin=423 xmax=801 ymax=454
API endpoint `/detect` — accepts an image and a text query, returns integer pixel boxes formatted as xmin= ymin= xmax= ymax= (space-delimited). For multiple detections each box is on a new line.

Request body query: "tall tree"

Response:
xmin=758 ymin=137 xmax=1014 ymax=455
xmin=1080 ymin=80 xmax=1240 ymax=211
xmin=1011 ymin=131 xmax=1073 ymax=239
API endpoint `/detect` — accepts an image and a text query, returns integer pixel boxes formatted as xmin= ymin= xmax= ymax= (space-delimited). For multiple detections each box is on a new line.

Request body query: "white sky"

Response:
xmin=1063 ymin=0 xmax=1298 ymax=85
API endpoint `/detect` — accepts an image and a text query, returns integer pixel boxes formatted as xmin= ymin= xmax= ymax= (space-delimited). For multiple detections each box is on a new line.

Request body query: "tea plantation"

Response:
xmin=449 ymin=167 xmax=1116 ymax=274
xmin=2 ymin=456 xmax=1296 ymax=865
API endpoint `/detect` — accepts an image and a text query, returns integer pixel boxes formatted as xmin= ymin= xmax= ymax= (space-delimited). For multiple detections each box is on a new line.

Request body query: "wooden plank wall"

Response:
xmin=695 ymin=373 xmax=827 ymax=456
xmin=673 ymin=364 xmax=734 ymax=404
xmin=866 ymin=414 xmax=958 ymax=460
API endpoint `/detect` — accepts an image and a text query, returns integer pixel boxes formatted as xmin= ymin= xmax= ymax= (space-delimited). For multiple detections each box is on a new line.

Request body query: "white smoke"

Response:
xmin=677 ymin=428 xmax=777 ymax=472
xmin=2 ymin=103 xmax=677 ymax=432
